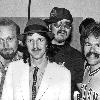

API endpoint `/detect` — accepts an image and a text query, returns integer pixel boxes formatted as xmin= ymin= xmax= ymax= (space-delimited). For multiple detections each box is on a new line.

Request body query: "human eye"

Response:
xmin=85 ymin=42 xmax=91 ymax=46
xmin=96 ymin=44 xmax=100 ymax=47
xmin=38 ymin=38 xmax=44 ymax=42
xmin=28 ymin=39 xmax=33 ymax=43
xmin=53 ymin=23 xmax=60 ymax=28
xmin=7 ymin=37 xmax=13 ymax=41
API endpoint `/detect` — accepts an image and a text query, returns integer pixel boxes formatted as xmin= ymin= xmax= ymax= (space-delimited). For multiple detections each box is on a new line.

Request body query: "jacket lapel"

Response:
xmin=36 ymin=62 xmax=53 ymax=100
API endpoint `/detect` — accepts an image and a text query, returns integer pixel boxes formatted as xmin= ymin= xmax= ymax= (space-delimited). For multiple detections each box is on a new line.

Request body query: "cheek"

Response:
xmin=84 ymin=46 xmax=90 ymax=55
xmin=39 ymin=43 xmax=46 ymax=50
xmin=52 ymin=27 xmax=58 ymax=35
xmin=9 ymin=41 xmax=18 ymax=48
xmin=95 ymin=47 xmax=100 ymax=54
xmin=27 ymin=43 xmax=33 ymax=50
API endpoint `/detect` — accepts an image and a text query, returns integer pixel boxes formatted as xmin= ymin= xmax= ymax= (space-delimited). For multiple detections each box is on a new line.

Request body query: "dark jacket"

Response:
xmin=49 ymin=42 xmax=85 ymax=100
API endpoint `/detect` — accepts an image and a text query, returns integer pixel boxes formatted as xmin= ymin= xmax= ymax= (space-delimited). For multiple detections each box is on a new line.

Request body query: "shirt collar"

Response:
xmin=30 ymin=58 xmax=48 ymax=73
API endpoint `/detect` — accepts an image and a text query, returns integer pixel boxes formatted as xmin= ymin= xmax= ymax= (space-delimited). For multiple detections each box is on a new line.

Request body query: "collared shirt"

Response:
xmin=29 ymin=59 xmax=48 ymax=100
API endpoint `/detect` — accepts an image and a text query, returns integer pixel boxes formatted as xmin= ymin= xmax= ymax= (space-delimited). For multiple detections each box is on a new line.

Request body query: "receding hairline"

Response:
xmin=0 ymin=18 xmax=20 ymax=36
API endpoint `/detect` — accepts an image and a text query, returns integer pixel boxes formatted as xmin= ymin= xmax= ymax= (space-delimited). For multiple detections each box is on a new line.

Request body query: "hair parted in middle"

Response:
xmin=22 ymin=32 xmax=52 ymax=65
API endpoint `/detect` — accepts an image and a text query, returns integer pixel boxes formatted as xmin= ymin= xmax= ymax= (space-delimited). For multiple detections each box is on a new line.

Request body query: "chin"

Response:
xmin=32 ymin=54 xmax=45 ymax=60
xmin=88 ymin=60 xmax=99 ymax=66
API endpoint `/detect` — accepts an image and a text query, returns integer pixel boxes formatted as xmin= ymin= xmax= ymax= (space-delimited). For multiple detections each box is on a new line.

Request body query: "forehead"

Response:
xmin=27 ymin=33 xmax=45 ymax=39
xmin=85 ymin=35 xmax=100 ymax=44
xmin=0 ymin=25 xmax=16 ymax=38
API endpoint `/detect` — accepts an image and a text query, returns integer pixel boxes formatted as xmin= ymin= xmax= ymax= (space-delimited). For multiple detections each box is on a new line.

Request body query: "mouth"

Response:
xmin=32 ymin=49 xmax=41 ymax=52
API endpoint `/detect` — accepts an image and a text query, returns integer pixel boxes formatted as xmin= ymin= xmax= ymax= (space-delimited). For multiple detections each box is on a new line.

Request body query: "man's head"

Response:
xmin=80 ymin=22 xmax=100 ymax=66
xmin=23 ymin=18 xmax=51 ymax=60
xmin=79 ymin=18 xmax=95 ymax=53
xmin=45 ymin=7 xmax=73 ymax=44
xmin=0 ymin=18 xmax=20 ymax=60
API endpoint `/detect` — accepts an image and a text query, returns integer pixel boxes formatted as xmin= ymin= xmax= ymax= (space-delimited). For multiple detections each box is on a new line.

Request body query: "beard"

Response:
xmin=56 ymin=30 xmax=67 ymax=43
xmin=0 ymin=48 xmax=17 ymax=60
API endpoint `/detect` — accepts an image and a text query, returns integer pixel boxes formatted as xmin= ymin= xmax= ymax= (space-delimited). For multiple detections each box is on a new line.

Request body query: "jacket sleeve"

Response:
xmin=59 ymin=69 xmax=71 ymax=100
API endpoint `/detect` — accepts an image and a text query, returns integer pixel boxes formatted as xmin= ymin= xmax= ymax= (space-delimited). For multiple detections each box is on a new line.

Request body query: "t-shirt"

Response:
xmin=81 ymin=84 xmax=98 ymax=100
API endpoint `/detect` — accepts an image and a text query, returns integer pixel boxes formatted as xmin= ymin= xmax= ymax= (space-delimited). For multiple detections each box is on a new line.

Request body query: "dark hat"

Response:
xmin=23 ymin=18 xmax=49 ymax=34
xmin=44 ymin=7 xmax=73 ymax=24
xmin=18 ymin=18 xmax=51 ymax=41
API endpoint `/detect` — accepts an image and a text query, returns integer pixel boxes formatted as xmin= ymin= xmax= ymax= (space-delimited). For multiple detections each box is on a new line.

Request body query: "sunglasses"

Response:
xmin=53 ymin=22 xmax=71 ymax=29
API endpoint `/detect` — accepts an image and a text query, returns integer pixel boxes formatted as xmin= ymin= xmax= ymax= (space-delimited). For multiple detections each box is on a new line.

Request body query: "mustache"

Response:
xmin=57 ymin=30 xmax=67 ymax=35
xmin=86 ymin=52 xmax=100 ymax=58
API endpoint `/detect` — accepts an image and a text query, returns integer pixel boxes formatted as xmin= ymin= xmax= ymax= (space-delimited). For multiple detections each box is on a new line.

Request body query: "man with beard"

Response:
xmin=0 ymin=18 xmax=22 ymax=98
xmin=0 ymin=18 xmax=23 ymax=65
xmin=45 ymin=7 xmax=85 ymax=100
xmin=80 ymin=22 xmax=100 ymax=99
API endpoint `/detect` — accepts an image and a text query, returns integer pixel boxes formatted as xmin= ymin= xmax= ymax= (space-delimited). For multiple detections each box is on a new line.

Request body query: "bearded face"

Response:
xmin=51 ymin=19 xmax=71 ymax=43
xmin=0 ymin=25 xmax=18 ymax=60
xmin=0 ymin=48 xmax=17 ymax=60
xmin=84 ymin=35 xmax=100 ymax=66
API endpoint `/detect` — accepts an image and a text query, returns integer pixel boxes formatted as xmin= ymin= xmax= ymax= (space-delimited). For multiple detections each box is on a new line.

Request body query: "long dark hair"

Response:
xmin=22 ymin=32 xmax=52 ymax=66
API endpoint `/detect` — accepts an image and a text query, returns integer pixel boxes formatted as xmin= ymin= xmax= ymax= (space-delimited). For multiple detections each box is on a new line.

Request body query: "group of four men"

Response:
xmin=0 ymin=6 xmax=100 ymax=100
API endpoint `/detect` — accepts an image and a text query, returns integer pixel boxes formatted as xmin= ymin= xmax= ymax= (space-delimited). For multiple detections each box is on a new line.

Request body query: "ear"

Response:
xmin=48 ymin=24 xmax=52 ymax=31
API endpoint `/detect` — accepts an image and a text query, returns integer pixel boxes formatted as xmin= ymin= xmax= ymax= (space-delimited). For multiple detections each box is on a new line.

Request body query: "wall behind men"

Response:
xmin=0 ymin=0 xmax=100 ymax=21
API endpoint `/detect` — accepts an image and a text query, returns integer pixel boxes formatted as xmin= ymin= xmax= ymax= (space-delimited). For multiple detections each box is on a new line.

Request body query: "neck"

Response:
xmin=30 ymin=54 xmax=48 ymax=69
xmin=90 ymin=63 xmax=100 ymax=72
xmin=52 ymin=39 xmax=65 ymax=45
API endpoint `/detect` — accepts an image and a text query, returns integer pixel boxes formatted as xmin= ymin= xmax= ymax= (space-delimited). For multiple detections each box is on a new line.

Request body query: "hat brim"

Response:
xmin=18 ymin=30 xmax=50 ymax=41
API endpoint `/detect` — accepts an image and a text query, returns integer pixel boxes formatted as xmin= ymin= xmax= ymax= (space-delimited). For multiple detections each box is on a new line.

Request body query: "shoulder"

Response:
xmin=8 ymin=59 xmax=29 ymax=72
xmin=9 ymin=59 xmax=27 ymax=66
xmin=47 ymin=62 xmax=71 ymax=79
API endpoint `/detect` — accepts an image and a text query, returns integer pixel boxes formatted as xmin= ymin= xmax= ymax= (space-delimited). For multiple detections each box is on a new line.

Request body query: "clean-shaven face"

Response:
xmin=26 ymin=33 xmax=47 ymax=60
xmin=52 ymin=19 xmax=71 ymax=43
xmin=84 ymin=35 xmax=100 ymax=66
xmin=0 ymin=25 xmax=18 ymax=60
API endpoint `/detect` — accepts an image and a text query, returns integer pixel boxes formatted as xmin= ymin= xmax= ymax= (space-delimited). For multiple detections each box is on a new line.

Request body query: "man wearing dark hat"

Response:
xmin=45 ymin=7 xmax=85 ymax=100
xmin=1 ymin=18 xmax=71 ymax=100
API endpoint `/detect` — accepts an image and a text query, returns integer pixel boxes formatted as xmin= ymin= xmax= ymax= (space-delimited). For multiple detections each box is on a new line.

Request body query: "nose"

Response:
xmin=60 ymin=25 xmax=65 ymax=29
xmin=90 ymin=46 xmax=95 ymax=52
xmin=33 ymin=41 xmax=38 ymax=50
xmin=3 ymin=40 xmax=9 ymax=48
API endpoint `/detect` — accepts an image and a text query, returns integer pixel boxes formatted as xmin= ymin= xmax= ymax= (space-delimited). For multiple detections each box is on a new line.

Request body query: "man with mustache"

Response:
xmin=0 ymin=18 xmax=23 ymax=98
xmin=45 ymin=7 xmax=84 ymax=100
xmin=80 ymin=22 xmax=100 ymax=99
